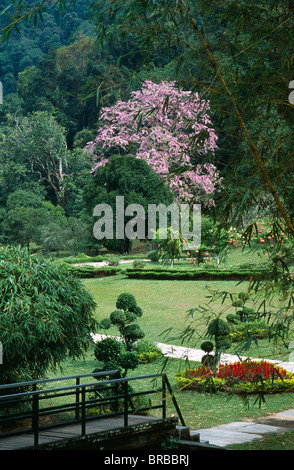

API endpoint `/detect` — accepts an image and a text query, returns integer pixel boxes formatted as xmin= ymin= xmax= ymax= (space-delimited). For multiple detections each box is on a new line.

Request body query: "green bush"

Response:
xmin=229 ymin=321 xmax=272 ymax=343
xmin=147 ymin=250 xmax=160 ymax=261
xmin=119 ymin=351 xmax=139 ymax=371
xmin=64 ymin=254 xmax=105 ymax=263
xmin=207 ymin=318 xmax=230 ymax=338
xmin=226 ymin=313 xmax=240 ymax=325
xmin=135 ymin=340 xmax=163 ymax=363
xmin=107 ymin=255 xmax=120 ymax=266
xmin=123 ymin=324 xmax=145 ymax=344
xmin=132 ymin=259 xmax=146 ymax=268
xmin=65 ymin=264 xmax=121 ymax=278
xmin=201 ymin=341 xmax=214 ymax=353
xmin=0 ymin=246 xmax=97 ymax=384
xmin=110 ymin=310 xmax=126 ymax=326
xmin=98 ymin=318 xmax=112 ymax=330
xmin=94 ymin=338 xmax=123 ymax=363
xmin=116 ymin=292 xmax=137 ymax=312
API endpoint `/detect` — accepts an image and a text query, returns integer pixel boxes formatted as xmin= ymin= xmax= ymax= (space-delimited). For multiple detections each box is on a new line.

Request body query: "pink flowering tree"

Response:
xmin=86 ymin=81 xmax=221 ymax=206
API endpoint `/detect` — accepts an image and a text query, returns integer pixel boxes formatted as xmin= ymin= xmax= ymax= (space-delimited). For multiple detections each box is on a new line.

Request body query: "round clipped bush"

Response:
xmin=216 ymin=337 xmax=232 ymax=350
xmin=125 ymin=311 xmax=138 ymax=323
xmin=116 ymin=292 xmax=137 ymax=312
xmin=94 ymin=337 xmax=122 ymax=363
xmin=201 ymin=341 xmax=214 ymax=353
xmin=207 ymin=318 xmax=230 ymax=338
xmin=123 ymin=324 xmax=145 ymax=344
xmin=119 ymin=352 xmax=139 ymax=373
xmin=201 ymin=353 xmax=215 ymax=367
xmin=99 ymin=318 xmax=112 ymax=330
xmin=110 ymin=309 xmax=126 ymax=326
xmin=132 ymin=305 xmax=143 ymax=318
xmin=226 ymin=313 xmax=240 ymax=325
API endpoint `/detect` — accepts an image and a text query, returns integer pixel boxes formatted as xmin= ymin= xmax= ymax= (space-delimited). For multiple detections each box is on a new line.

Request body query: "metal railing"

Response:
xmin=0 ymin=370 xmax=185 ymax=447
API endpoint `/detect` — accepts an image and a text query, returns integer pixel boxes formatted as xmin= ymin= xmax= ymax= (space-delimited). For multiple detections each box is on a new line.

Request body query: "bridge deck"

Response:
xmin=0 ymin=415 xmax=166 ymax=450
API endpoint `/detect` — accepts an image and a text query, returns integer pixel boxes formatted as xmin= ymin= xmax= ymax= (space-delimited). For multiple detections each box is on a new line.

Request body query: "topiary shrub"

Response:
xmin=200 ymin=341 xmax=215 ymax=367
xmin=119 ymin=351 xmax=139 ymax=371
xmin=123 ymin=324 xmax=145 ymax=347
xmin=205 ymin=318 xmax=231 ymax=364
xmin=201 ymin=341 xmax=214 ymax=353
xmin=132 ymin=260 xmax=146 ymax=268
xmin=110 ymin=310 xmax=126 ymax=326
xmin=94 ymin=292 xmax=145 ymax=376
xmin=226 ymin=313 xmax=240 ymax=325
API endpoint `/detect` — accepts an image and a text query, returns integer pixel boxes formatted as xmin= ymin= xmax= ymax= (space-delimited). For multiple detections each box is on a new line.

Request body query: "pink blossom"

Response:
xmin=86 ymin=81 xmax=221 ymax=205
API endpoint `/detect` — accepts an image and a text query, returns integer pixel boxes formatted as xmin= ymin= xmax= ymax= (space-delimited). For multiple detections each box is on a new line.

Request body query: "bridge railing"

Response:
xmin=0 ymin=370 xmax=185 ymax=446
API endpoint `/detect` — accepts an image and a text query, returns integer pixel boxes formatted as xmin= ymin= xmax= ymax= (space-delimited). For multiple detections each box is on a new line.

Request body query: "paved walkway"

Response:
xmin=92 ymin=334 xmax=294 ymax=448
xmin=155 ymin=341 xmax=294 ymax=373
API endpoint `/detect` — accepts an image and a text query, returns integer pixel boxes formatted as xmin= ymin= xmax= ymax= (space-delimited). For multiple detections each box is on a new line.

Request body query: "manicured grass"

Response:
xmin=84 ymin=275 xmax=248 ymax=347
xmin=83 ymin=273 xmax=291 ymax=361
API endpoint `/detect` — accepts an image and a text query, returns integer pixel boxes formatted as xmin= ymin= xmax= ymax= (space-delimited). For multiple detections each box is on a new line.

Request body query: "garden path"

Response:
xmin=92 ymin=334 xmax=294 ymax=374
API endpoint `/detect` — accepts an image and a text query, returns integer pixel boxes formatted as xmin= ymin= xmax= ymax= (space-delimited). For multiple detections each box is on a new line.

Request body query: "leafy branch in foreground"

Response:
xmin=0 ymin=246 xmax=97 ymax=384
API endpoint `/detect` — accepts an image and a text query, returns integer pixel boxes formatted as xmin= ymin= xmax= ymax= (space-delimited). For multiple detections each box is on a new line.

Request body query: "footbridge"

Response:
xmin=0 ymin=370 xmax=188 ymax=450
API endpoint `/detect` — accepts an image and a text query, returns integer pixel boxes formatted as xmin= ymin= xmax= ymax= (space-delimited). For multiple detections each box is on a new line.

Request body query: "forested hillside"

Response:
xmin=0 ymin=0 xmax=92 ymax=93
xmin=0 ymin=0 xmax=293 ymax=257
xmin=0 ymin=0 xmax=179 ymax=254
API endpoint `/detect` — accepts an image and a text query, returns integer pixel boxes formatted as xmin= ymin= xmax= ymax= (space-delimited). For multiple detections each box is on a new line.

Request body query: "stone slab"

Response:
xmin=275 ymin=409 xmax=294 ymax=418
xmin=192 ymin=429 xmax=263 ymax=447
xmin=208 ymin=421 xmax=287 ymax=435
xmin=190 ymin=415 xmax=294 ymax=447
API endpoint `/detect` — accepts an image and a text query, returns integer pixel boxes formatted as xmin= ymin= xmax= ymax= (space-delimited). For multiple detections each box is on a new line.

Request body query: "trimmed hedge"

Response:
xmin=65 ymin=264 xmax=121 ymax=278
xmin=124 ymin=267 xmax=276 ymax=280
xmin=63 ymin=254 xmax=106 ymax=264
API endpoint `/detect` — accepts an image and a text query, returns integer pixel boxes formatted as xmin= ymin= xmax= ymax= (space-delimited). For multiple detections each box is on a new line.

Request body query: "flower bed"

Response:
xmin=176 ymin=360 xmax=294 ymax=395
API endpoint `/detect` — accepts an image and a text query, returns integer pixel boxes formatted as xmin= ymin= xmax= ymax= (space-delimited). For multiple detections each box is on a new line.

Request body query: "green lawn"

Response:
xmin=84 ymin=268 xmax=290 ymax=360
xmin=84 ymin=275 xmax=244 ymax=346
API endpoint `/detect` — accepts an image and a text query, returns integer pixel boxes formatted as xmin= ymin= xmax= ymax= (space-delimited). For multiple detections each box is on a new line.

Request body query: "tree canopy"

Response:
xmin=86 ymin=80 xmax=221 ymax=207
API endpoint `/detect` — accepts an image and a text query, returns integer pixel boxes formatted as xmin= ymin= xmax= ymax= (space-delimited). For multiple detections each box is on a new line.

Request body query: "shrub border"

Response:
xmin=124 ymin=268 xmax=276 ymax=281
